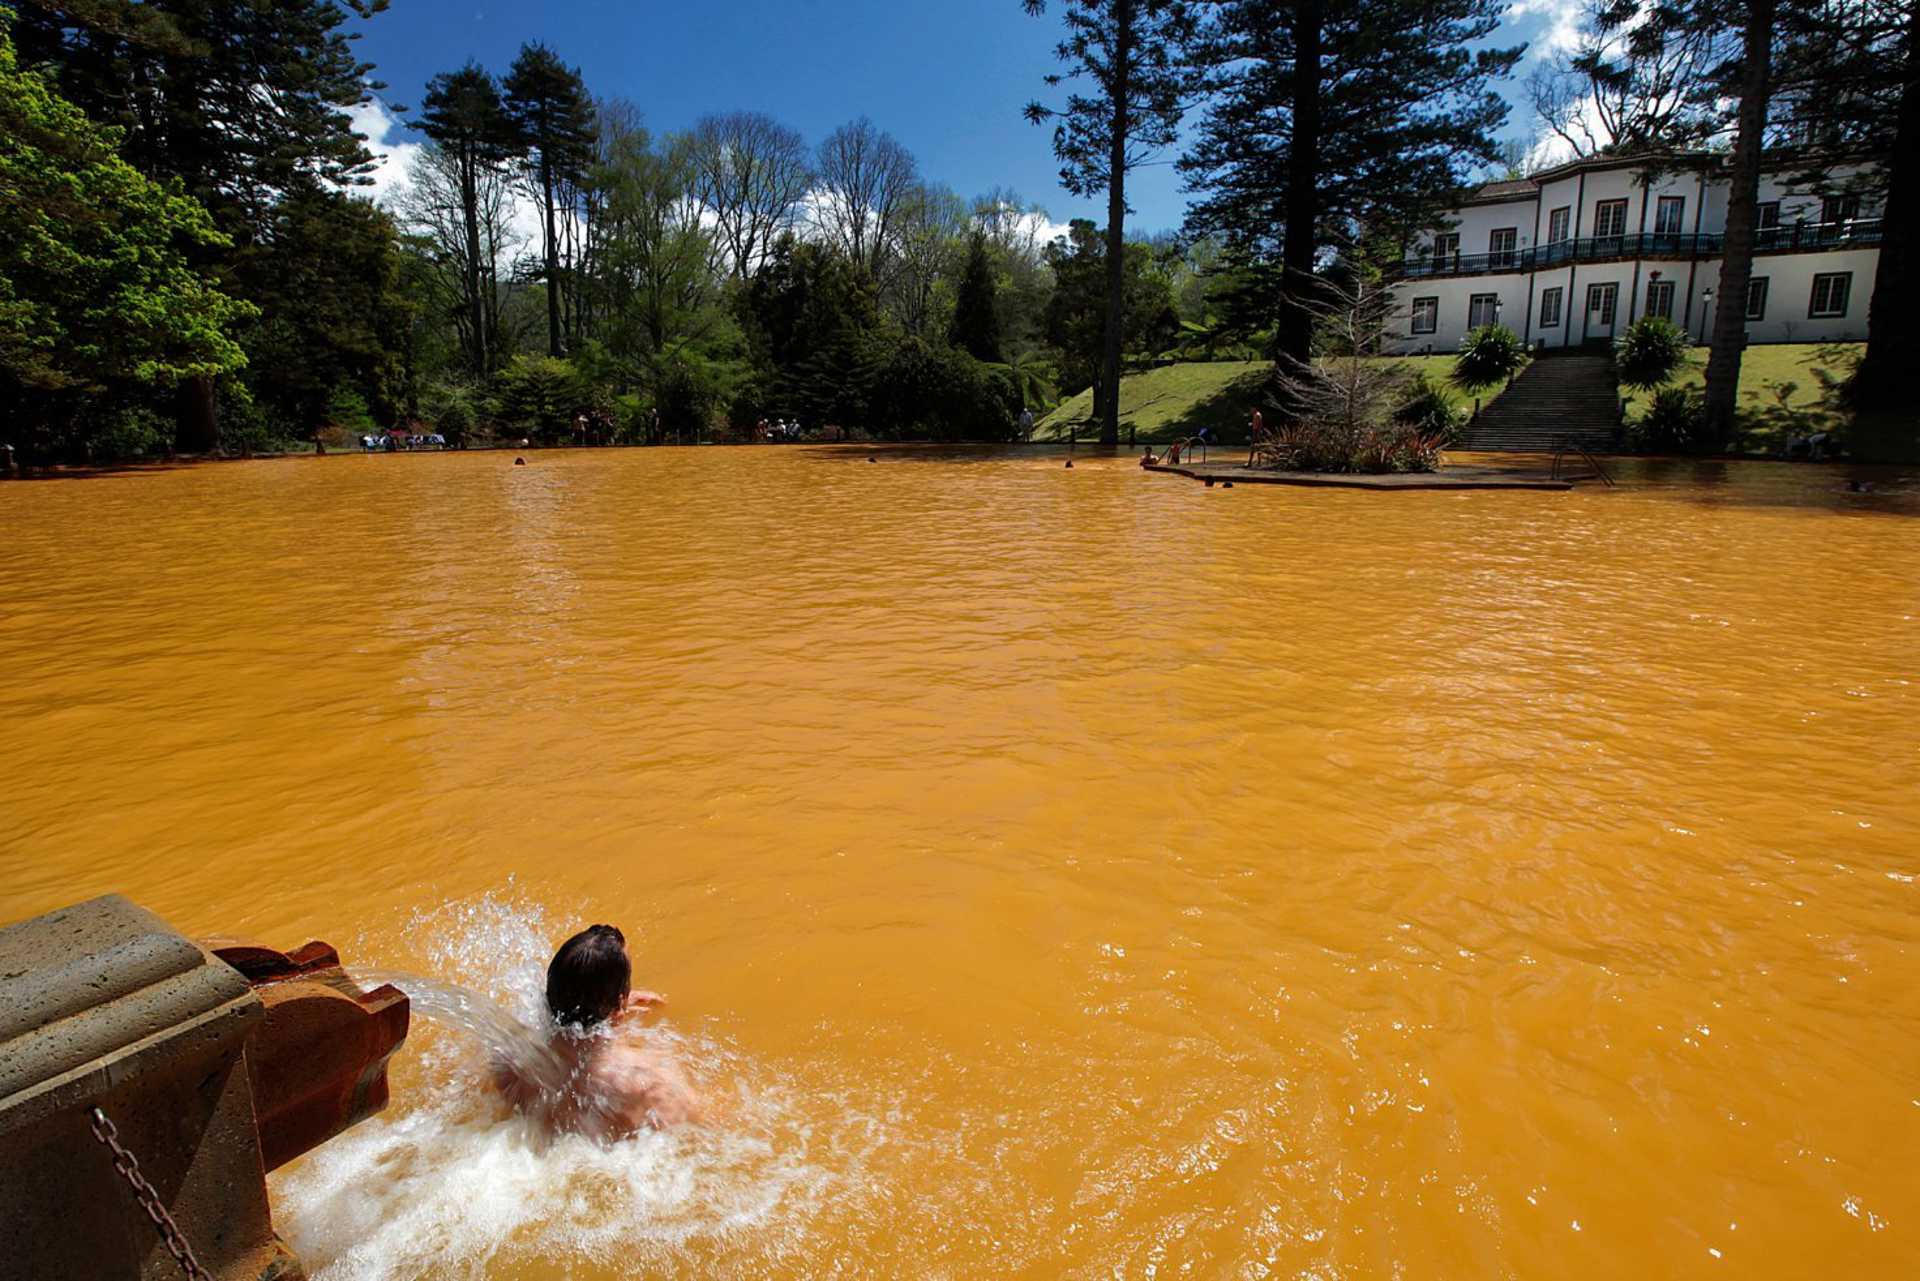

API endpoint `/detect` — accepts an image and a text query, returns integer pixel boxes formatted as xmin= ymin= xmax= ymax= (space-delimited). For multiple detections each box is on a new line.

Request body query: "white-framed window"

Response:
xmin=1431 ymin=232 xmax=1460 ymax=262
xmin=1547 ymin=206 xmax=1570 ymax=243
xmin=1746 ymin=277 xmax=1769 ymax=321
xmin=1809 ymin=272 xmax=1851 ymax=318
xmin=1411 ymin=296 xmax=1439 ymax=334
xmin=1468 ymin=293 xmax=1501 ymax=329
xmin=1645 ymin=279 xmax=1675 ymax=320
xmin=1539 ymin=286 xmax=1563 ymax=327
xmin=1654 ymin=196 xmax=1685 ymax=236
xmin=1756 ymin=201 xmax=1781 ymax=229
xmin=1489 ymin=227 xmax=1517 ymax=267
xmin=1593 ymin=199 xmax=1628 ymax=239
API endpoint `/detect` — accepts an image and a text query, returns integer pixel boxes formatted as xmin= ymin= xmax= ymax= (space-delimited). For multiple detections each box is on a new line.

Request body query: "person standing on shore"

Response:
xmin=1018 ymin=407 xmax=1034 ymax=441
xmin=1246 ymin=406 xmax=1265 ymax=464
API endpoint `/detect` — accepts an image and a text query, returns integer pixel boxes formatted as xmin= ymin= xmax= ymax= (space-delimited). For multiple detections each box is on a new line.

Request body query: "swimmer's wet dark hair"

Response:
xmin=546 ymin=924 xmax=631 ymax=1030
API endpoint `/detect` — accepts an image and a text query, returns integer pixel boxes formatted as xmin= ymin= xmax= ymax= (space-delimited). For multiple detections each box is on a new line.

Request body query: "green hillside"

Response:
xmin=1033 ymin=356 xmax=1486 ymax=445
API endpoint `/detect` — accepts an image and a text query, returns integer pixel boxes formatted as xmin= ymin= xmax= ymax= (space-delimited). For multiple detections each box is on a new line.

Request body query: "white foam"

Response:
xmin=273 ymin=892 xmax=878 ymax=1279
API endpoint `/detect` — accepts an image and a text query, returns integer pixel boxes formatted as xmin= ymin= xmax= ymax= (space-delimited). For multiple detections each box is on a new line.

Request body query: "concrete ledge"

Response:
xmin=1143 ymin=461 xmax=1574 ymax=491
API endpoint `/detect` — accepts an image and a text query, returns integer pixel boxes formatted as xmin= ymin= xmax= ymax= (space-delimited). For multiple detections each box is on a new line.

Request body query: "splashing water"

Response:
xmin=271 ymin=894 xmax=881 ymax=1280
xmin=349 ymin=967 xmax=568 ymax=1098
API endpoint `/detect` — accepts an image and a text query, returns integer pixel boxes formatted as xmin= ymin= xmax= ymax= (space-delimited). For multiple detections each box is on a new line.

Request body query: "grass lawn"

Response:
xmin=1034 ymin=355 xmax=1496 ymax=444
xmin=1628 ymin=341 xmax=1860 ymax=453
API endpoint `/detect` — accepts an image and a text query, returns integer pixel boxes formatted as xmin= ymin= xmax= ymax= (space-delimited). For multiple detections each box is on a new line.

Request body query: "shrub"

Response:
xmin=655 ymin=358 xmax=717 ymax=441
xmin=1613 ymin=316 xmax=1690 ymax=392
xmin=1632 ymin=387 xmax=1702 ymax=453
xmin=494 ymin=356 xmax=581 ymax=442
xmin=1257 ymin=420 xmax=1445 ymax=474
xmin=1392 ymin=372 xmax=1466 ymax=444
xmin=324 ymin=387 xmax=377 ymax=436
xmin=1450 ymin=324 xmax=1528 ymax=394
xmin=91 ymin=405 xmax=172 ymax=459
xmin=869 ymin=340 xmax=1021 ymax=441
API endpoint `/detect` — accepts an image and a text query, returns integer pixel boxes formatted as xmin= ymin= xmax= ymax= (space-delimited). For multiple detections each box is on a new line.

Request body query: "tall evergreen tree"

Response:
xmin=410 ymin=63 xmax=516 ymax=378
xmin=0 ymin=11 xmax=251 ymax=458
xmin=1851 ymin=1 xmax=1917 ymax=420
xmin=1024 ymin=0 xmax=1194 ymax=445
xmin=9 ymin=0 xmax=385 ymax=449
xmin=504 ymin=42 xmax=595 ymax=358
xmin=951 ymin=230 xmax=1005 ymax=362
xmin=1180 ymin=0 xmax=1520 ymax=399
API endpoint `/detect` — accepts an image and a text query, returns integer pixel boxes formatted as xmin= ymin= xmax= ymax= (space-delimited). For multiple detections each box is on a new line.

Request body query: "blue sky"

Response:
xmin=351 ymin=0 xmax=1581 ymax=234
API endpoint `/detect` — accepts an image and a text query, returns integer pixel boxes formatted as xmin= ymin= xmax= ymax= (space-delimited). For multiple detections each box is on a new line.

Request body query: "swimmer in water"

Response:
xmin=494 ymin=924 xmax=702 ymax=1136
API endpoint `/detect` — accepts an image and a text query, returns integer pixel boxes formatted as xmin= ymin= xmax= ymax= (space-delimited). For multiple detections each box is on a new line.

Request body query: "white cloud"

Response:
xmin=349 ymin=95 xmax=422 ymax=208
xmin=1507 ymin=0 xmax=1586 ymax=59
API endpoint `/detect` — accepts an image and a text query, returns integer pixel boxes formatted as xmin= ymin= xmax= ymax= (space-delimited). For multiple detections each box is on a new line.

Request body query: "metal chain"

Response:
xmin=88 ymin=1106 xmax=216 ymax=1281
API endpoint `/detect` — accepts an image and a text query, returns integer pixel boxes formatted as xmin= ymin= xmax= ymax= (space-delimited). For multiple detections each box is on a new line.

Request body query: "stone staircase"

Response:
xmin=1459 ymin=353 xmax=1622 ymax=453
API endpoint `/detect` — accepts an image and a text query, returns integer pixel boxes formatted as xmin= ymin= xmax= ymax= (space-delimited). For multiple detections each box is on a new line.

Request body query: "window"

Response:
xmin=1431 ymin=232 xmax=1460 ymax=262
xmin=1489 ymin=227 xmax=1517 ymax=268
xmin=1746 ymin=277 xmax=1769 ymax=321
xmin=1548 ymin=206 xmax=1570 ymax=243
xmin=1645 ymin=279 xmax=1675 ymax=320
xmin=1468 ymin=293 xmax=1501 ymax=329
xmin=1809 ymin=272 xmax=1851 ymax=318
xmin=1594 ymin=198 xmax=1628 ymax=239
xmin=1654 ymin=196 xmax=1686 ymax=236
xmin=1822 ymin=194 xmax=1860 ymax=225
xmin=1411 ymin=296 xmax=1438 ymax=335
xmin=1756 ymin=200 xmax=1783 ymax=248
xmin=1539 ymin=286 xmax=1563 ymax=328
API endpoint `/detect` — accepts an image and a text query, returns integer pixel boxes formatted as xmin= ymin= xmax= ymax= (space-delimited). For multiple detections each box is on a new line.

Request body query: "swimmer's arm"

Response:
xmin=625 ymin=990 xmax=667 ymax=1010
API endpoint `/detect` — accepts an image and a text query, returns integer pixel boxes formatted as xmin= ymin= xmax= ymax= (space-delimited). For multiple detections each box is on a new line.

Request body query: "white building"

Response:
xmin=1385 ymin=152 xmax=1882 ymax=354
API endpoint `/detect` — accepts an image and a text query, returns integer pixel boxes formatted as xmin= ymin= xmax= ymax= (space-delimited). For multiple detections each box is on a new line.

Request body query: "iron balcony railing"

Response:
xmin=1390 ymin=218 xmax=1883 ymax=280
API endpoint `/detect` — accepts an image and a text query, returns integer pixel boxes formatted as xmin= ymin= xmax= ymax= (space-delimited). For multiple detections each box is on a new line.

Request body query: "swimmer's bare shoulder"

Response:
xmin=600 ymin=1032 xmax=704 ymax=1130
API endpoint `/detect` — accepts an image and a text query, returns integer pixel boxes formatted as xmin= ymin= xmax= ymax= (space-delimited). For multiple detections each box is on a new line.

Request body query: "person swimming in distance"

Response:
xmin=494 ymin=924 xmax=702 ymax=1136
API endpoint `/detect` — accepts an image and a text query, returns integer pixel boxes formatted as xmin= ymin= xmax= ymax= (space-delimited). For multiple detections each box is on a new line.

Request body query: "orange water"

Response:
xmin=2 ymin=448 xmax=1917 ymax=1279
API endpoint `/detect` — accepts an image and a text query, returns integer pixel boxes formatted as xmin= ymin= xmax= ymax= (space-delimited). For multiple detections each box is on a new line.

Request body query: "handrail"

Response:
xmin=1389 ymin=218 xmax=1884 ymax=280
xmin=1551 ymin=438 xmax=1616 ymax=487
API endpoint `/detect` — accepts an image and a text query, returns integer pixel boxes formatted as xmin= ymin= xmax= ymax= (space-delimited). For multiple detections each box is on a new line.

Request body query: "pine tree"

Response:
xmin=1180 ymin=0 xmax=1520 ymax=403
xmin=411 ymin=64 xmax=517 ymax=378
xmin=1024 ymin=0 xmax=1194 ymax=446
xmin=0 ymin=11 xmax=251 ymax=458
xmin=950 ymin=231 xmax=1005 ymax=362
xmin=504 ymin=42 xmax=596 ymax=359
xmin=11 ymin=0 xmax=386 ymax=449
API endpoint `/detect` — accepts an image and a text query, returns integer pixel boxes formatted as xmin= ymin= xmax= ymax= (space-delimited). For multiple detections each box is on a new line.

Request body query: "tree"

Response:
xmin=884 ymin=183 xmax=968 ymax=337
xmin=1699 ymin=0 xmax=1777 ymax=442
xmin=399 ymin=142 xmax=533 ymax=381
xmin=1024 ymin=0 xmax=1193 ymax=445
xmin=1524 ymin=14 xmax=1722 ymax=157
xmin=1042 ymin=219 xmax=1179 ymax=412
xmin=739 ymin=233 xmax=884 ymax=428
xmin=813 ymin=117 xmax=920 ymax=279
xmin=410 ymin=63 xmax=517 ymax=378
xmin=591 ymin=129 xmax=727 ymax=377
xmin=0 ymin=13 xmax=251 ymax=458
xmin=951 ymin=230 xmax=1005 ymax=361
xmin=1771 ymin=0 xmax=1916 ymax=420
xmin=235 ymin=183 xmax=412 ymax=435
xmin=503 ymin=42 xmax=596 ymax=358
xmin=1180 ymin=0 xmax=1521 ymax=409
xmin=687 ymin=111 xmax=813 ymax=278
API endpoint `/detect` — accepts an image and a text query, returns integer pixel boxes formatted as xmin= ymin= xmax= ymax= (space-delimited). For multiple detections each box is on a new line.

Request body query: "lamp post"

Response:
xmin=1699 ymin=288 xmax=1715 ymax=345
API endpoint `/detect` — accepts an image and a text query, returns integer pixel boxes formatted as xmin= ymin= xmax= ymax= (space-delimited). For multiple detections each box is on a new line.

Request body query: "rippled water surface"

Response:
xmin=3 ymin=447 xmax=1918 ymax=1279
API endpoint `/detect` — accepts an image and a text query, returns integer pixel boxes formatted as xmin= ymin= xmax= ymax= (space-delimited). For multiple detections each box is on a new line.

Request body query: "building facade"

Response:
xmin=1384 ymin=153 xmax=1882 ymax=354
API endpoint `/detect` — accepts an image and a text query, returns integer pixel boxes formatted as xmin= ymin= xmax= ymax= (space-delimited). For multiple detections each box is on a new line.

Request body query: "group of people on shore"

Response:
xmin=755 ymin=417 xmax=806 ymax=443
